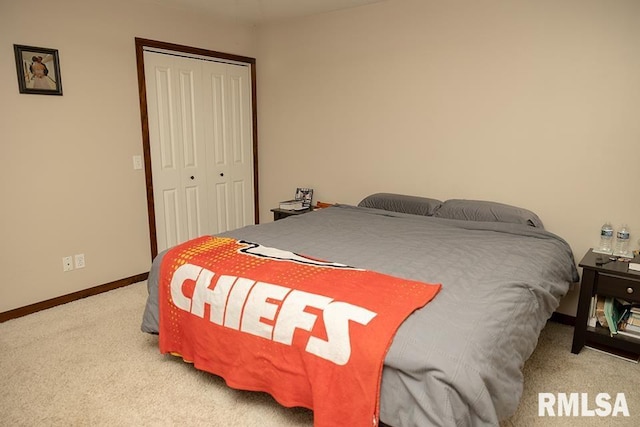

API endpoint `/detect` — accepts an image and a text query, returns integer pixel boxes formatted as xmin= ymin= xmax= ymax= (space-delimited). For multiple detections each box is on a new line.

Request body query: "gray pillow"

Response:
xmin=433 ymin=199 xmax=544 ymax=228
xmin=357 ymin=193 xmax=442 ymax=216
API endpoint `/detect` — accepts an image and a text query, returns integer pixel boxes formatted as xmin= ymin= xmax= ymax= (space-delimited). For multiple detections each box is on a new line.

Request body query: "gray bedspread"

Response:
xmin=141 ymin=205 xmax=578 ymax=427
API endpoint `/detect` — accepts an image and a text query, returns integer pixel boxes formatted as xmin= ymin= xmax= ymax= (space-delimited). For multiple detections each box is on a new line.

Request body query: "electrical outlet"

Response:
xmin=62 ymin=256 xmax=73 ymax=272
xmin=75 ymin=253 xmax=85 ymax=269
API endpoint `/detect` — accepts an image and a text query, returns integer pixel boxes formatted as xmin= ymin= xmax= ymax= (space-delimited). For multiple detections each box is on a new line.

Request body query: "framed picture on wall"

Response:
xmin=14 ymin=44 xmax=63 ymax=95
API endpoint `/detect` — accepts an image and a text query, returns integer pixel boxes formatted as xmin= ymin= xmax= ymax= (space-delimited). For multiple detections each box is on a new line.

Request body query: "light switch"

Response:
xmin=133 ymin=155 xmax=143 ymax=170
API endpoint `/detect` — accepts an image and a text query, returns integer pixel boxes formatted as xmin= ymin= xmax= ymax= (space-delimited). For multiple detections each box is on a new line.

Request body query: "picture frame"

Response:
xmin=14 ymin=44 xmax=63 ymax=95
xmin=295 ymin=188 xmax=314 ymax=208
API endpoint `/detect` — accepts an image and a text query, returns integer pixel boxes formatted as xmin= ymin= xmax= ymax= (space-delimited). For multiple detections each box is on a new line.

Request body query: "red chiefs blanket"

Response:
xmin=159 ymin=236 xmax=441 ymax=427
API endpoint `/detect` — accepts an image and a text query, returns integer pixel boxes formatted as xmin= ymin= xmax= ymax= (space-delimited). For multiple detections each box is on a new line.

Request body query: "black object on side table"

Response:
xmin=571 ymin=249 xmax=640 ymax=356
xmin=271 ymin=207 xmax=313 ymax=221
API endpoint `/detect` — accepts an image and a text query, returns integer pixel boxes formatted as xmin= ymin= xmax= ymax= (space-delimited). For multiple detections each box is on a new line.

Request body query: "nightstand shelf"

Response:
xmin=571 ymin=249 xmax=640 ymax=356
xmin=271 ymin=207 xmax=313 ymax=221
xmin=585 ymin=325 xmax=640 ymax=354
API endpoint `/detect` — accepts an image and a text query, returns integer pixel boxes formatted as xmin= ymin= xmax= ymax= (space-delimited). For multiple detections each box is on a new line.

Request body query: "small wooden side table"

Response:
xmin=270 ymin=207 xmax=313 ymax=221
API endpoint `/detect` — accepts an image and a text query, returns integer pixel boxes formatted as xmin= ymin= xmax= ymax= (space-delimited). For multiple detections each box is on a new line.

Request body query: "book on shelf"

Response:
xmin=603 ymin=297 xmax=623 ymax=335
xmin=618 ymin=315 xmax=640 ymax=338
xmin=627 ymin=313 xmax=640 ymax=326
xmin=279 ymin=199 xmax=305 ymax=210
xmin=594 ymin=296 xmax=608 ymax=328
xmin=623 ymin=322 xmax=640 ymax=333
xmin=587 ymin=295 xmax=598 ymax=328
xmin=616 ymin=330 xmax=640 ymax=341
xmin=602 ymin=299 xmax=640 ymax=338
xmin=593 ymin=296 xmax=640 ymax=337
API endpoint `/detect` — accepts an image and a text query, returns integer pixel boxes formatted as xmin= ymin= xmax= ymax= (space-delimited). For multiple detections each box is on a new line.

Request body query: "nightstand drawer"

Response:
xmin=597 ymin=273 xmax=640 ymax=302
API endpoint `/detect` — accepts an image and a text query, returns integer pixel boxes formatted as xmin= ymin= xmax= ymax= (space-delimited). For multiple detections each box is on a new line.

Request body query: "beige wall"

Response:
xmin=256 ymin=0 xmax=640 ymax=315
xmin=0 ymin=0 xmax=256 ymax=312
xmin=2 ymin=0 xmax=639 ymax=316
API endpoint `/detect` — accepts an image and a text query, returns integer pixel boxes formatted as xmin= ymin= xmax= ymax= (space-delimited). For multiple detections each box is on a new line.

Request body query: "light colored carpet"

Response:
xmin=1 ymin=282 xmax=638 ymax=426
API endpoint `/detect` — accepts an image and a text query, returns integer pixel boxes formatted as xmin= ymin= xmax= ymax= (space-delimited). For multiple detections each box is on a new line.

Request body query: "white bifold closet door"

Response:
xmin=144 ymin=50 xmax=255 ymax=253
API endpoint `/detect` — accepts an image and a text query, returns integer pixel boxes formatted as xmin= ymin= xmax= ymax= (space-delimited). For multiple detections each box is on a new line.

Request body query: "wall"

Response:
xmin=2 ymin=0 xmax=639 ymax=317
xmin=0 ymin=0 xmax=256 ymax=312
xmin=256 ymin=0 xmax=640 ymax=315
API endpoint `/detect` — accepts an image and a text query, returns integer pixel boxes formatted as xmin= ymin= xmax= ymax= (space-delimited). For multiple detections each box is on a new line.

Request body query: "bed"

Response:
xmin=141 ymin=194 xmax=578 ymax=426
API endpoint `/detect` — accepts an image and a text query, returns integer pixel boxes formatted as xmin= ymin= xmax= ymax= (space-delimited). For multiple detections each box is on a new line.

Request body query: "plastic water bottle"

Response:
xmin=598 ymin=222 xmax=614 ymax=253
xmin=613 ymin=224 xmax=630 ymax=256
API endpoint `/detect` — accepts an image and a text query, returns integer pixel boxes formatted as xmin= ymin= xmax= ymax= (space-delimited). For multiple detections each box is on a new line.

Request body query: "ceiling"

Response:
xmin=153 ymin=0 xmax=386 ymax=24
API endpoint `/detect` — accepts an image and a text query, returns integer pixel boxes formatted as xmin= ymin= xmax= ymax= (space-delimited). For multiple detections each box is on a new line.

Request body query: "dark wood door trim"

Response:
xmin=134 ymin=37 xmax=260 ymax=260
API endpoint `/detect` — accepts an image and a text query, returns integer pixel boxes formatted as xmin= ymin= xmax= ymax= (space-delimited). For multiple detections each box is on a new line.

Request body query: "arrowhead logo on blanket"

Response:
xmin=159 ymin=236 xmax=441 ymax=427
xmin=238 ymin=240 xmax=361 ymax=270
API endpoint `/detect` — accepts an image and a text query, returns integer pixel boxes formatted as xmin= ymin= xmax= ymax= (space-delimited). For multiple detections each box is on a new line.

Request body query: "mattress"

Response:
xmin=142 ymin=204 xmax=578 ymax=426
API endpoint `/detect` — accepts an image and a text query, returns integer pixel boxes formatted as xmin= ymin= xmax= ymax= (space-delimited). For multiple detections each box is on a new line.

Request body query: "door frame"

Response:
xmin=134 ymin=37 xmax=259 ymax=259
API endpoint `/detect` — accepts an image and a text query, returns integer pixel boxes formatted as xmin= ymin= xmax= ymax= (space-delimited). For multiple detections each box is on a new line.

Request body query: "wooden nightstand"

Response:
xmin=571 ymin=249 xmax=640 ymax=356
xmin=271 ymin=207 xmax=313 ymax=221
